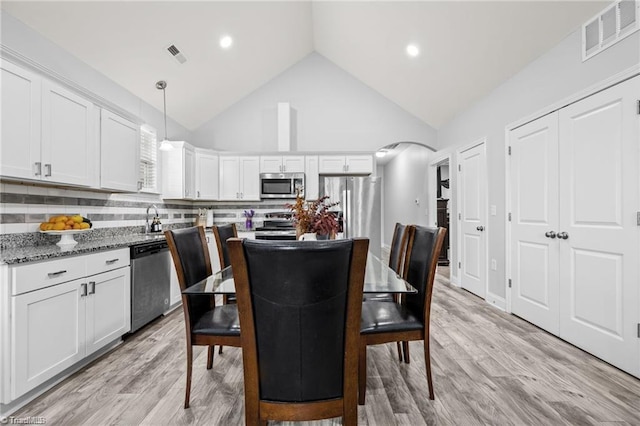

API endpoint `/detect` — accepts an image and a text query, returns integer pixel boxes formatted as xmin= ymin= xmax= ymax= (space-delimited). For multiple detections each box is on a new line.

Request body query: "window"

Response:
xmin=139 ymin=125 xmax=158 ymax=193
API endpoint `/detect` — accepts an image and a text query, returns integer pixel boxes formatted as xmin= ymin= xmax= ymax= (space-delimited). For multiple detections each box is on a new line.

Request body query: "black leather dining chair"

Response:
xmin=212 ymin=223 xmax=238 ymax=305
xmin=362 ymin=222 xmax=410 ymax=361
xmin=165 ymin=226 xmax=241 ymax=409
xmin=228 ymin=238 xmax=369 ymax=426
xmin=359 ymin=225 xmax=446 ymax=404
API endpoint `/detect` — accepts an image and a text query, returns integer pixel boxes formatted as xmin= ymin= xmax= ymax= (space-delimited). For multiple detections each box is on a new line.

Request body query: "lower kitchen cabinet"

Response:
xmin=84 ymin=267 xmax=131 ymax=356
xmin=11 ymin=278 xmax=86 ymax=398
xmin=5 ymin=249 xmax=130 ymax=401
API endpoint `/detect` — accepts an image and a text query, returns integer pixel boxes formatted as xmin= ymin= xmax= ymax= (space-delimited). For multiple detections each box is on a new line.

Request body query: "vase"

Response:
xmin=245 ymin=218 xmax=253 ymax=230
xmin=299 ymin=232 xmax=317 ymax=241
xmin=316 ymin=233 xmax=329 ymax=241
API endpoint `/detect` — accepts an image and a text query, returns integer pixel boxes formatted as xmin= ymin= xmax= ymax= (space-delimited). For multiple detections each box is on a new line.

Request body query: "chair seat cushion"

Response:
xmin=360 ymin=301 xmax=423 ymax=334
xmin=362 ymin=293 xmax=394 ymax=303
xmin=192 ymin=304 xmax=240 ymax=336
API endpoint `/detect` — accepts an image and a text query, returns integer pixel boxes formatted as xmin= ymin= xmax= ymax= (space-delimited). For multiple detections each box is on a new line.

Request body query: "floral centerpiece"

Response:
xmin=243 ymin=209 xmax=255 ymax=230
xmin=286 ymin=194 xmax=340 ymax=239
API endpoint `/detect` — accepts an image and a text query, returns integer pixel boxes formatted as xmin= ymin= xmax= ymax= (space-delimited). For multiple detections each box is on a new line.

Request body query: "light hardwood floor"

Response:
xmin=14 ymin=267 xmax=640 ymax=425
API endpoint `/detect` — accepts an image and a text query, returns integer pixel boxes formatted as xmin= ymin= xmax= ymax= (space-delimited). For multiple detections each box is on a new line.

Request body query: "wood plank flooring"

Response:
xmin=14 ymin=267 xmax=640 ymax=425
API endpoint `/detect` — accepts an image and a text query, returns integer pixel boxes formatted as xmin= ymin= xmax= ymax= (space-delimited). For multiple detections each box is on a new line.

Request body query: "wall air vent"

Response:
xmin=582 ymin=0 xmax=639 ymax=61
xmin=166 ymin=44 xmax=187 ymax=64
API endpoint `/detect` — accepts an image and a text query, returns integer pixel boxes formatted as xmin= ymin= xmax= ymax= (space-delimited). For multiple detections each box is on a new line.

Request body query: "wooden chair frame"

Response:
xmin=165 ymin=226 xmax=242 ymax=409
xmin=212 ymin=223 xmax=238 ymax=304
xmin=229 ymin=238 xmax=369 ymax=426
xmin=358 ymin=226 xmax=446 ymax=405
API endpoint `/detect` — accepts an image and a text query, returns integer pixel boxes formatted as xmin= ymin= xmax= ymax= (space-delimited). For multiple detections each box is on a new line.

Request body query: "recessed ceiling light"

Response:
xmin=406 ymin=44 xmax=420 ymax=58
xmin=375 ymin=150 xmax=388 ymax=158
xmin=220 ymin=35 xmax=233 ymax=49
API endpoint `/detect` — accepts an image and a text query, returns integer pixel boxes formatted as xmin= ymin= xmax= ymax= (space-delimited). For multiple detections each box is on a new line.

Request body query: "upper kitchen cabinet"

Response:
xmin=161 ymin=141 xmax=196 ymax=199
xmin=195 ymin=148 xmax=219 ymax=200
xmin=318 ymin=155 xmax=373 ymax=175
xmin=260 ymin=155 xmax=305 ymax=173
xmin=1 ymin=61 xmax=97 ymax=187
xmin=1 ymin=61 xmax=41 ymax=180
xmin=219 ymin=156 xmax=260 ymax=201
xmin=100 ymin=110 xmax=140 ymax=192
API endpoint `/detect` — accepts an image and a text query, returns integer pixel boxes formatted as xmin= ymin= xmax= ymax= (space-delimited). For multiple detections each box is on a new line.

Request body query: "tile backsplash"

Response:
xmin=0 ymin=182 xmax=291 ymax=235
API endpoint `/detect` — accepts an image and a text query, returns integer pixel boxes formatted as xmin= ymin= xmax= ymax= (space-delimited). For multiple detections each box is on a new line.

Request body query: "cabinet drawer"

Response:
xmin=11 ymin=257 xmax=86 ymax=296
xmin=86 ymin=248 xmax=130 ymax=277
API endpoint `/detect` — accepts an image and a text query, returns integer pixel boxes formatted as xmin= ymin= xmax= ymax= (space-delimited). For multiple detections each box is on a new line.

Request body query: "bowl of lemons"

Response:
xmin=40 ymin=215 xmax=92 ymax=248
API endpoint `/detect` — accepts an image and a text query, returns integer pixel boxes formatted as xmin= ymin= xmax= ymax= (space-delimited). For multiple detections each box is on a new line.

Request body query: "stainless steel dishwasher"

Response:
xmin=130 ymin=239 xmax=171 ymax=333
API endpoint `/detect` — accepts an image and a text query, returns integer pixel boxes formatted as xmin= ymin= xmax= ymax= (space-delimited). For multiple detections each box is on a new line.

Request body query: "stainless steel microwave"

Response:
xmin=260 ymin=173 xmax=305 ymax=199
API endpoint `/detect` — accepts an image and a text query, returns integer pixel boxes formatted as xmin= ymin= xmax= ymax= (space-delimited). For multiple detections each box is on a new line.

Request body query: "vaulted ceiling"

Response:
xmin=2 ymin=1 xmax=607 ymax=131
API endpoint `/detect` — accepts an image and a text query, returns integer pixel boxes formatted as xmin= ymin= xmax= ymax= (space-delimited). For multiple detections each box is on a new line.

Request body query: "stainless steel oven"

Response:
xmin=260 ymin=173 xmax=305 ymax=199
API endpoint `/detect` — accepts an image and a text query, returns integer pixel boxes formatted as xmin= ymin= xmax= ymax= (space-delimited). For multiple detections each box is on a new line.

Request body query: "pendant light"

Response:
xmin=156 ymin=80 xmax=174 ymax=152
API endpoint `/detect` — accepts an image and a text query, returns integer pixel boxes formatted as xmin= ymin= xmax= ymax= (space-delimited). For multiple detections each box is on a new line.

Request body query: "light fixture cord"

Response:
xmin=162 ymin=87 xmax=168 ymax=140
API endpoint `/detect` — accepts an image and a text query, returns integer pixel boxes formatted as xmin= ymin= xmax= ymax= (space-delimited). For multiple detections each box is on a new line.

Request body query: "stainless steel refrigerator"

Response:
xmin=320 ymin=176 xmax=382 ymax=257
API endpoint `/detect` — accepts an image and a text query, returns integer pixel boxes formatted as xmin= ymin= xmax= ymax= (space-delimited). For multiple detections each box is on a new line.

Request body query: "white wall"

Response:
xmin=437 ymin=29 xmax=639 ymax=302
xmin=1 ymin=11 xmax=192 ymax=142
xmin=382 ymin=144 xmax=433 ymax=246
xmin=193 ymin=52 xmax=437 ymax=153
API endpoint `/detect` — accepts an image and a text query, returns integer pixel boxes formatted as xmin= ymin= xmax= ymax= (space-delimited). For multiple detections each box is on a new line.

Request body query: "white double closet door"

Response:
xmin=510 ymin=76 xmax=639 ymax=377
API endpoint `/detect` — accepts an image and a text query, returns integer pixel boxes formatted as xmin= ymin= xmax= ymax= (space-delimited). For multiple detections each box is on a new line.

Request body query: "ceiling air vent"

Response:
xmin=582 ymin=0 xmax=639 ymax=61
xmin=166 ymin=44 xmax=187 ymax=64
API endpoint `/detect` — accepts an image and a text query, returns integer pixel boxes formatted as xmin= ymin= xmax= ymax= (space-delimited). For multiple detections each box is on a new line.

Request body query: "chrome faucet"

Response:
xmin=145 ymin=204 xmax=159 ymax=233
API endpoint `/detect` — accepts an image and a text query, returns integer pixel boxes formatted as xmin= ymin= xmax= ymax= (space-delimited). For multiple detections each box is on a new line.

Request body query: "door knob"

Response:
xmin=557 ymin=232 xmax=569 ymax=240
xmin=476 ymin=226 xmax=484 ymax=231
xmin=545 ymin=231 xmax=557 ymax=239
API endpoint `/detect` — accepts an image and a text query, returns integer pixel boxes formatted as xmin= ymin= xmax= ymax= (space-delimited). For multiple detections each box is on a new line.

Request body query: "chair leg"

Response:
xmin=403 ymin=341 xmax=410 ymax=363
xmin=185 ymin=344 xmax=193 ymax=409
xmin=218 ymin=345 xmax=224 ymax=354
xmin=424 ymin=338 xmax=434 ymax=400
xmin=396 ymin=341 xmax=403 ymax=361
xmin=358 ymin=344 xmax=367 ymax=405
xmin=207 ymin=345 xmax=214 ymax=369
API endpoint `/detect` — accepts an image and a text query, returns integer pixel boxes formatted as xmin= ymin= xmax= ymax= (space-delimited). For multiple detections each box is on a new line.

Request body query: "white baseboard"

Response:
xmin=449 ymin=273 xmax=461 ymax=287
xmin=486 ymin=292 xmax=506 ymax=311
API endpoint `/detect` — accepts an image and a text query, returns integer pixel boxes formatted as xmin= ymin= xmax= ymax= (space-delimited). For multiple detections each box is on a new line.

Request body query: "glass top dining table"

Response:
xmin=183 ymin=253 xmax=417 ymax=295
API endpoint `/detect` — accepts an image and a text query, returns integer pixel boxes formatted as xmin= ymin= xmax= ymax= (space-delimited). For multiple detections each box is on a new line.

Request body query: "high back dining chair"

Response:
xmin=362 ymin=222 xmax=410 ymax=361
xmin=165 ymin=226 xmax=241 ymax=409
xmin=228 ymin=238 xmax=369 ymax=426
xmin=359 ymin=225 xmax=446 ymax=404
xmin=212 ymin=223 xmax=238 ymax=304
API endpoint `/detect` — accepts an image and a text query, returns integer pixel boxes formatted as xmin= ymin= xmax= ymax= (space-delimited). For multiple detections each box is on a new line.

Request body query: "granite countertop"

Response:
xmin=0 ymin=228 xmax=257 ymax=265
xmin=0 ymin=232 xmax=167 ymax=265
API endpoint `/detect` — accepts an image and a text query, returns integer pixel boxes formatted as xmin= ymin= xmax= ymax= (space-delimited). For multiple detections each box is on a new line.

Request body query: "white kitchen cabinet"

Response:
xmin=12 ymin=278 xmax=86 ymax=399
xmin=41 ymin=79 xmax=96 ymax=186
xmin=206 ymin=234 xmax=221 ymax=272
xmin=100 ymin=109 xmax=140 ymax=192
xmin=8 ymin=249 xmax=130 ymax=400
xmin=260 ymin=155 xmax=305 ymax=173
xmin=84 ymin=267 xmax=131 ymax=356
xmin=0 ymin=61 xmax=41 ymax=180
xmin=318 ymin=155 xmax=373 ymax=175
xmin=0 ymin=61 xmax=97 ymax=187
xmin=305 ymin=156 xmax=319 ymax=200
xmin=219 ymin=156 xmax=260 ymax=201
xmin=161 ymin=141 xmax=196 ymax=199
xmin=168 ymin=256 xmax=181 ymax=308
xmin=195 ymin=149 xmax=219 ymax=200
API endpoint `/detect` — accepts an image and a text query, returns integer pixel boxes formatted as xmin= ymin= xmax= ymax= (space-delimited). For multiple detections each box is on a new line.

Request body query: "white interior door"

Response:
xmin=558 ymin=76 xmax=639 ymax=376
xmin=458 ymin=143 xmax=487 ymax=298
xmin=509 ymin=113 xmax=560 ymax=335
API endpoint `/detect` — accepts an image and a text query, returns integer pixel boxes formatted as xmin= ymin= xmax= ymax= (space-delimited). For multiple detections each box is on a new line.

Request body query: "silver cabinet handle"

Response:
xmin=197 ymin=190 xmax=200 ymax=198
xmin=34 ymin=162 xmax=42 ymax=176
xmin=105 ymin=258 xmax=119 ymax=264
xmin=88 ymin=281 xmax=95 ymax=295
xmin=48 ymin=270 xmax=67 ymax=277
xmin=545 ymin=231 xmax=557 ymax=239
xmin=44 ymin=164 xmax=52 ymax=177
xmin=81 ymin=283 xmax=87 ymax=297
xmin=557 ymin=232 xmax=569 ymax=240
xmin=476 ymin=226 xmax=485 ymax=231
xmin=137 ymin=181 xmax=143 ymax=191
